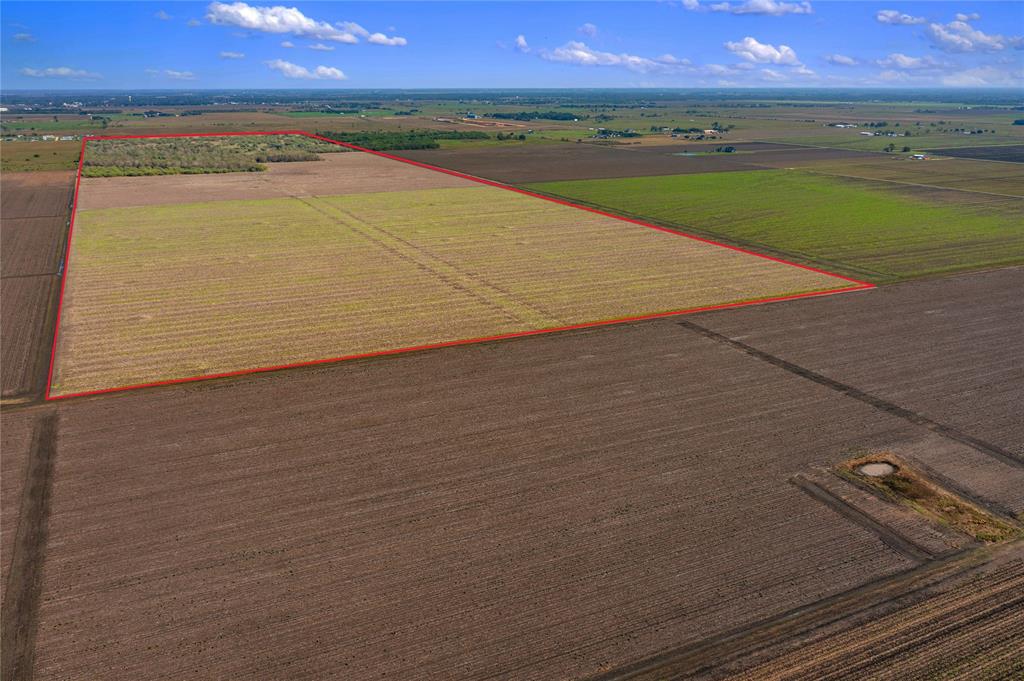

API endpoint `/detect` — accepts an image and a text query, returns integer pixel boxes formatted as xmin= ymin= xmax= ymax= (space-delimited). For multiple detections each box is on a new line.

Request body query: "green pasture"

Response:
xmin=526 ymin=170 xmax=1024 ymax=281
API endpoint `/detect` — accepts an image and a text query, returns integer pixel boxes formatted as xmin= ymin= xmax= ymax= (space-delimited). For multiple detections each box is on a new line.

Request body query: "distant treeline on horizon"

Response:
xmin=2 ymin=88 xmax=1023 ymax=109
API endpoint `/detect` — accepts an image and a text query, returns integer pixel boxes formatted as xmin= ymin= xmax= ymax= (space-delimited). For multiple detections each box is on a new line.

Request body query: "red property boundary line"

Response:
xmin=45 ymin=130 xmax=874 ymax=401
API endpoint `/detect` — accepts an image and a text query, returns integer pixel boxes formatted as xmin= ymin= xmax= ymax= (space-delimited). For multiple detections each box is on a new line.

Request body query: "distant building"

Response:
xmin=703 ymin=129 xmax=719 ymax=136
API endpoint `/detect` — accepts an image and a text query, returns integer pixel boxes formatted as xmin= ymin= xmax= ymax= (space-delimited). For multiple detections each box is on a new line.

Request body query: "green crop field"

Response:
xmin=526 ymin=170 xmax=1024 ymax=281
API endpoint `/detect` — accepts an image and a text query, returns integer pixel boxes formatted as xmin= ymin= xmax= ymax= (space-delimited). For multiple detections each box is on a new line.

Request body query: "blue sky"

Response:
xmin=3 ymin=1 xmax=1022 ymax=89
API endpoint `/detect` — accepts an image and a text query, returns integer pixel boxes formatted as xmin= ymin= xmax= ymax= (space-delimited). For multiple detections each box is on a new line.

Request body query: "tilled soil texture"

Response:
xmin=0 ymin=172 xmax=75 ymax=219
xmin=744 ymin=155 xmax=1024 ymax=197
xmin=76 ymin=152 xmax=474 ymax=210
xmin=1 ymin=278 xmax=54 ymax=397
xmin=691 ymin=266 xmax=1024 ymax=461
xmin=1 ymin=171 xmax=74 ymax=398
xmin=926 ymin=144 xmax=1024 ymax=163
xmin=32 ymin=320 xmax=933 ymax=681
xmin=1 ymin=217 xmax=67 ymax=277
xmin=53 ymin=172 xmax=853 ymax=396
xmin=727 ymin=547 xmax=1024 ymax=680
xmin=0 ymin=410 xmax=36 ymax=605
xmin=395 ymin=143 xmax=873 ymax=183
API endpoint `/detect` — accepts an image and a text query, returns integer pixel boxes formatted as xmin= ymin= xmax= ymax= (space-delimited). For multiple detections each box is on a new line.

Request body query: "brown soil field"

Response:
xmin=728 ymin=547 xmax=1024 ymax=680
xmin=0 ymin=171 xmax=75 ymax=219
xmin=54 ymin=160 xmax=850 ymax=396
xmin=5 ymin=268 xmax=1019 ymax=680
xmin=1 ymin=277 xmax=54 ymax=397
xmin=1 ymin=217 xmax=67 ymax=277
xmin=0 ymin=171 xmax=74 ymax=399
xmin=927 ymin=143 xmax=1024 ymax=163
xmin=75 ymin=151 xmax=475 ymax=210
xmin=749 ymin=154 xmax=1024 ymax=197
xmin=397 ymin=143 xmax=872 ymax=183
xmin=692 ymin=266 xmax=1024 ymax=461
xmin=0 ymin=409 xmax=35 ymax=604
xmin=32 ymin=320 xmax=937 ymax=680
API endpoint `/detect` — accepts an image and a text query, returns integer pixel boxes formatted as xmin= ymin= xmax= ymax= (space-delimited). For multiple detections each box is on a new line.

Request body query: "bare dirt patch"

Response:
xmin=396 ymin=143 xmax=873 ymax=183
xmin=2 ymin=277 xmax=54 ymax=397
xmin=1 ymin=217 xmax=67 ymax=277
xmin=0 ymin=172 xmax=75 ymax=219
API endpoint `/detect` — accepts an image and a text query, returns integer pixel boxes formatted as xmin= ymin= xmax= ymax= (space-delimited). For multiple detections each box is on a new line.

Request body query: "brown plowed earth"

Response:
xmin=75 ymin=152 xmax=476 ymax=210
xmin=725 ymin=547 xmax=1024 ymax=681
xmin=395 ymin=143 xmax=874 ymax=183
xmin=0 ymin=409 xmax=36 ymax=604
xmin=1 ymin=217 xmax=67 ymax=277
xmin=1 ymin=277 xmax=55 ymax=398
xmin=0 ymin=170 xmax=75 ymax=399
xmin=926 ymin=144 xmax=1024 ymax=163
xmin=691 ymin=266 xmax=1024 ymax=460
xmin=0 ymin=172 xmax=75 ymax=219
xmin=31 ymin=320 xmax=934 ymax=681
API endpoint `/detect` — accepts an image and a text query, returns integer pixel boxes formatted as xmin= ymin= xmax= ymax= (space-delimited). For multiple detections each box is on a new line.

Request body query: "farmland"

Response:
xmin=52 ymin=143 xmax=852 ymax=396
xmin=0 ymin=141 xmax=81 ymax=172
xmin=3 ymin=88 xmax=1023 ymax=680
xmin=0 ymin=172 xmax=75 ymax=399
xmin=527 ymin=170 xmax=1024 ymax=281
xmin=16 ymin=268 xmax=1024 ymax=681
xmin=926 ymin=144 xmax=1024 ymax=163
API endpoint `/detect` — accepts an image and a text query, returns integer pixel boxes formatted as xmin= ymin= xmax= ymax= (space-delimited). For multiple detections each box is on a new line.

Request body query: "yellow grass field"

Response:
xmin=51 ymin=156 xmax=858 ymax=396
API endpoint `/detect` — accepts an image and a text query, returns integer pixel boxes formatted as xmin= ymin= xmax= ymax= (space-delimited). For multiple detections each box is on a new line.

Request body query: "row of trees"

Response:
xmin=316 ymin=130 xmax=489 ymax=150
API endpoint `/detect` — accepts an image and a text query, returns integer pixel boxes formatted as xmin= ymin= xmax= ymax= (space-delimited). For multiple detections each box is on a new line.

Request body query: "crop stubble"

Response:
xmin=51 ymin=148 xmax=851 ymax=396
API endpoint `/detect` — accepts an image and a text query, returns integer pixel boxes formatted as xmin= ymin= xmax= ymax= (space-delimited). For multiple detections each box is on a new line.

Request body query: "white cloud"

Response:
xmin=656 ymin=53 xmax=691 ymax=66
xmin=145 ymin=68 xmax=197 ymax=80
xmin=337 ymin=20 xmax=407 ymax=46
xmin=941 ymin=64 xmax=1021 ymax=87
xmin=308 ymin=43 xmax=335 ymax=51
xmin=538 ymin=41 xmax=699 ymax=74
xmin=206 ymin=2 xmax=405 ymax=45
xmin=724 ymin=36 xmax=800 ymax=64
xmin=954 ymin=12 xmax=980 ymax=22
xmin=14 ymin=32 xmax=36 ymax=42
xmin=793 ymin=64 xmax=817 ymax=76
xmin=541 ymin=41 xmax=668 ymax=72
xmin=155 ymin=9 xmax=172 ymax=20
xmin=19 ymin=66 xmax=101 ymax=80
xmin=875 ymin=52 xmax=942 ymax=70
xmin=578 ymin=23 xmax=598 ymax=37
xmin=876 ymin=9 xmax=926 ymax=25
xmin=265 ymin=58 xmax=346 ymax=80
xmin=366 ymin=32 xmax=407 ymax=46
xmin=710 ymin=0 xmax=812 ymax=15
xmin=515 ymin=34 xmax=530 ymax=52
xmin=187 ymin=18 xmax=201 ymax=27
xmin=825 ymin=53 xmax=857 ymax=66
xmin=760 ymin=68 xmax=788 ymax=81
xmin=925 ymin=18 xmax=1022 ymax=53
xmin=681 ymin=0 xmax=701 ymax=9
xmin=281 ymin=40 xmax=294 ymax=48
xmin=877 ymin=69 xmax=913 ymax=82
xmin=219 ymin=51 xmax=245 ymax=59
